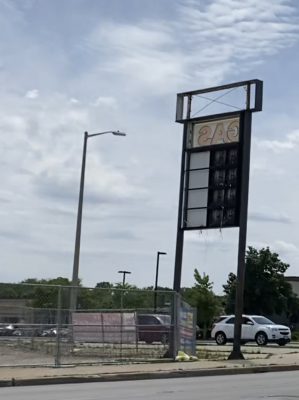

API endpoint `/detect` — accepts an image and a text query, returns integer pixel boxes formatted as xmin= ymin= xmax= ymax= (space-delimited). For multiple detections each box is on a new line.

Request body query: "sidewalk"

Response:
xmin=0 ymin=348 xmax=299 ymax=387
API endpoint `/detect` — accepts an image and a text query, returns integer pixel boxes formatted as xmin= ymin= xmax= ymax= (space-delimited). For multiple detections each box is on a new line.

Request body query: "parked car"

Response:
xmin=196 ymin=325 xmax=203 ymax=340
xmin=40 ymin=327 xmax=70 ymax=338
xmin=211 ymin=315 xmax=291 ymax=346
xmin=137 ymin=314 xmax=170 ymax=344
xmin=12 ymin=326 xmax=44 ymax=337
xmin=41 ymin=328 xmax=57 ymax=337
xmin=0 ymin=324 xmax=16 ymax=336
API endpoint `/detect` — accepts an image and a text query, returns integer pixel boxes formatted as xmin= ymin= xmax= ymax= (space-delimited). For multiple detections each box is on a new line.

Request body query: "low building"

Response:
xmin=285 ymin=276 xmax=299 ymax=297
xmin=0 ymin=299 xmax=29 ymax=323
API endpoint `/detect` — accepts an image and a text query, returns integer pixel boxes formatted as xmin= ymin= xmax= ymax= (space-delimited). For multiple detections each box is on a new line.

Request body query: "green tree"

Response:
xmin=223 ymin=247 xmax=299 ymax=321
xmin=222 ymin=272 xmax=237 ymax=313
xmin=20 ymin=277 xmax=73 ymax=309
xmin=182 ymin=269 xmax=221 ymax=338
xmin=95 ymin=282 xmax=113 ymax=289
xmin=0 ymin=283 xmax=21 ymax=299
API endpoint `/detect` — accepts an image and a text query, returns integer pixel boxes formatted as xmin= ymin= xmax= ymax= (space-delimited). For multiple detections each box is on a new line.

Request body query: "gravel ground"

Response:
xmin=0 ymin=339 xmax=168 ymax=366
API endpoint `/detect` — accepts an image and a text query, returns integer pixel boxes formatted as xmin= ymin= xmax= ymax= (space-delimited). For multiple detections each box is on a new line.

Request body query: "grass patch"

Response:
xmin=291 ymin=331 xmax=299 ymax=341
xmin=196 ymin=349 xmax=227 ymax=360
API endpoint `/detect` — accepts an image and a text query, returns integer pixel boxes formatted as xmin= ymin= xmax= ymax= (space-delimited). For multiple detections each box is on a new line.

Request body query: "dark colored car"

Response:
xmin=40 ymin=327 xmax=70 ymax=338
xmin=40 ymin=328 xmax=57 ymax=337
xmin=137 ymin=314 xmax=170 ymax=344
xmin=12 ymin=325 xmax=44 ymax=337
xmin=0 ymin=324 xmax=15 ymax=336
xmin=196 ymin=325 xmax=203 ymax=340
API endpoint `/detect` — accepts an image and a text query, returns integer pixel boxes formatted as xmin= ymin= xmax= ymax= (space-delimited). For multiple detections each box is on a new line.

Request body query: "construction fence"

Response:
xmin=0 ymin=283 xmax=197 ymax=367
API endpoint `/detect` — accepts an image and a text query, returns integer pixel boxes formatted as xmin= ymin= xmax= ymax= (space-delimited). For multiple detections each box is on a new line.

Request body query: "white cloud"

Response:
xmin=249 ymin=211 xmax=291 ymax=224
xmin=251 ymin=160 xmax=285 ymax=177
xmin=274 ymin=240 xmax=298 ymax=253
xmin=80 ymin=0 xmax=299 ymax=96
xmin=1 ymin=0 xmax=299 ymax=290
xmin=25 ymin=89 xmax=39 ymax=99
xmin=255 ymin=130 xmax=299 ymax=153
xmin=92 ymin=96 xmax=118 ymax=109
xmin=246 ymin=241 xmax=299 ymax=262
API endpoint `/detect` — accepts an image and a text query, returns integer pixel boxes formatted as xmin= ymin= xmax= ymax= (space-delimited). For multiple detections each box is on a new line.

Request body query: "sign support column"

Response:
xmin=228 ymin=111 xmax=252 ymax=360
xmin=173 ymin=123 xmax=188 ymax=292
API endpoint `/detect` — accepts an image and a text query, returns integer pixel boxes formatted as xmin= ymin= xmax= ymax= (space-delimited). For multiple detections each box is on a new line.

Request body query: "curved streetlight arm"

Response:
xmin=88 ymin=131 xmax=126 ymax=138
xmin=154 ymin=251 xmax=167 ymax=311
xmin=155 ymin=251 xmax=167 ymax=290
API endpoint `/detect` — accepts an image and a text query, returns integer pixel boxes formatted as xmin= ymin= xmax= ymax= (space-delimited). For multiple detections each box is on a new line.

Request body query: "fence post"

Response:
xmin=55 ymin=286 xmax=62 ymax=367
xmin=173 ymin=292 xmax=179 ymax=358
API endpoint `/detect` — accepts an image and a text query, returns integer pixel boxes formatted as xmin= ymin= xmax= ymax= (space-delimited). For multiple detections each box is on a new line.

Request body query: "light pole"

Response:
xmin=118 ymin=270 xmax=131 ymax=310
xmin=70 ymin=130 xmax=126 ymax=310
xmin=154 ymin=251 xmax=167 ymax=312
xmin=118 ymin=270 xmax=131 ymax=287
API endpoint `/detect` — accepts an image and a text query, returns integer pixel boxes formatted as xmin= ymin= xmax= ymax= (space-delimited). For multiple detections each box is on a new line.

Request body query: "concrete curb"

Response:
xmin=1 ymin=364 xmax=299 ymax=387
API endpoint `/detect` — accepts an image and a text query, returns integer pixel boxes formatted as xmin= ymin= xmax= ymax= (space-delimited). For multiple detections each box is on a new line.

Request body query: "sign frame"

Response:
xmin=180 ymin=111 xmax=248 ymax=231
xmin=173 ymin=80 xmax=263 ymax=361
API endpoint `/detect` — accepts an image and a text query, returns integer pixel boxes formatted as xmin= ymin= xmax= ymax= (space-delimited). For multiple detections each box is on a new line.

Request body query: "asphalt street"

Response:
xmin=1 ymin=371 xmax=299 ymax=400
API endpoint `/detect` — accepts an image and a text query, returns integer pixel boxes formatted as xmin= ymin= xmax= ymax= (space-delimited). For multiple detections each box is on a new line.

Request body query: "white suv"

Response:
xmin=211 ymin=315 xmax=291 ymax=346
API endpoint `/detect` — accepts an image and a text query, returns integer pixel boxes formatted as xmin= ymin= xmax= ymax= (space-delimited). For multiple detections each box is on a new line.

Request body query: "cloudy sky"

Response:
xmin=1 ymin=0 xmax=299 ymax=294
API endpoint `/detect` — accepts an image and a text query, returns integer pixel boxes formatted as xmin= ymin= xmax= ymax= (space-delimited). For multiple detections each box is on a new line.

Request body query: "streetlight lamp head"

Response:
xmin=87 ymin=130 xmax=127 ymax=138
xmin=112 ymin=131 xmax=126 ymax=136
xmin=158 ymin=251 xmax=167 ymax=255
xmin=118 ymin=269 xmax=131 ymax=286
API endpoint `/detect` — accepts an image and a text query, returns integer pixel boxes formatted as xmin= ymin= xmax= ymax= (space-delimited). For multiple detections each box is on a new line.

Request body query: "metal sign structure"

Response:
xmin=173 ymin=79 xmax=263 ymax=359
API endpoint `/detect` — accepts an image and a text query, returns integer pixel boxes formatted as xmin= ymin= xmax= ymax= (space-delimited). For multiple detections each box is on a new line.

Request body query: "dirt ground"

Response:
xmin=0 ymin=338 xmax=168 ymax=366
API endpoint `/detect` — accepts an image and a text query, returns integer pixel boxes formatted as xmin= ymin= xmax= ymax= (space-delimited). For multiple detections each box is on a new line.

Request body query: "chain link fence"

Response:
xmin=0 ymin=283 xmax=196 ymax=367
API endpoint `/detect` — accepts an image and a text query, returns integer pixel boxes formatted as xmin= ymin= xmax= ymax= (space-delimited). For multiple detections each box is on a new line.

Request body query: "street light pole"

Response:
xmin=70 ymin=130 xmax=126 ymax=310
xmin=154 ymin=251 xmax=167 ymax=312
xmin=118 ymin=270 xmax=131 ymax=286
xmin=70 ymin=132 xmax=88 ymax=310
xmin=117 ymin=270 xmax=131 ymax=316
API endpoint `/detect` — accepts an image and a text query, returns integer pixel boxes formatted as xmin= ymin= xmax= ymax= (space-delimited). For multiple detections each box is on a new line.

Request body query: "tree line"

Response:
xmin=0 ymin=247 xmax=298 ymax=336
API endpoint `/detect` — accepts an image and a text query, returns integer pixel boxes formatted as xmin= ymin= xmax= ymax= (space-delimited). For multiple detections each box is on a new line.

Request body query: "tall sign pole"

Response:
xmin=173 ymin=123 xmax=188 ymax=292
xmin=173 ymin=80 xmax=263 ymax=360
xmin=228 ymin=110 xmax=252 ymax=359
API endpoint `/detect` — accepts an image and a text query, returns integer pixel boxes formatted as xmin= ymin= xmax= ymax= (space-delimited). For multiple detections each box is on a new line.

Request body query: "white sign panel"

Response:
xmin=191 ymin=117 xmax=239 ymax=148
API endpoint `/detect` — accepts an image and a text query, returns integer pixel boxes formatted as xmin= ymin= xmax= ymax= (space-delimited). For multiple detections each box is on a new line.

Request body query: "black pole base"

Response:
xmin=228 ymin=349 xmax=245 ymax=360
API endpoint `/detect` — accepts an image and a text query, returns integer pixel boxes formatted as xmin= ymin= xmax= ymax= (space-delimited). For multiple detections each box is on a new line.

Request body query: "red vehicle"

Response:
xmin=137 ymin=314 xmax=170 ymax=344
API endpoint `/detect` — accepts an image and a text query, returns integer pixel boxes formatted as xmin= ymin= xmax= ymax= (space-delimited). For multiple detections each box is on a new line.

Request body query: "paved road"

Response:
xmin=1 ymin=371 xmax=299 ymax=400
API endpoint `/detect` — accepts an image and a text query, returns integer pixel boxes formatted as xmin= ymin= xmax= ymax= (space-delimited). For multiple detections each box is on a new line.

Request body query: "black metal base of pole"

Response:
xmin=227 ymin=350 xmax=245 ymax=360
